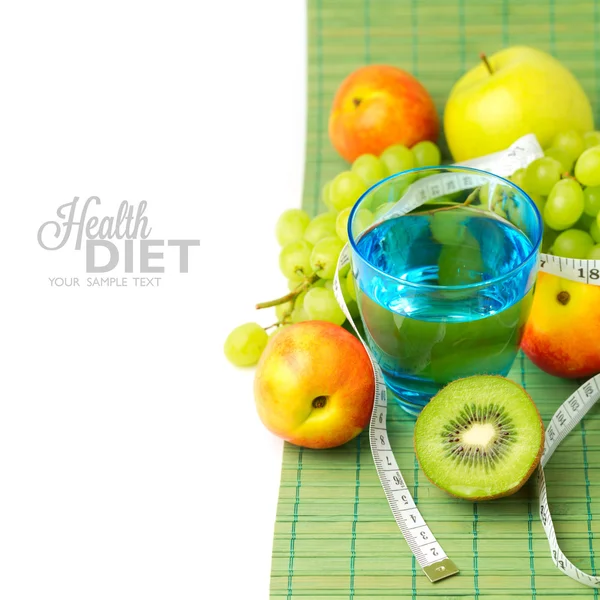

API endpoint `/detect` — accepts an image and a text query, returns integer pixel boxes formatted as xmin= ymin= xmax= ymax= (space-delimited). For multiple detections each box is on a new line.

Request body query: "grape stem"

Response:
xmin=255 ymin=273 xmax=320 ymax=309
xmin=419 ymin=204 xmax=468 ymax=216
xmin=419 ymin=187 xmax=483 ymax=216
xmin=561 ymin=172 xmax=577 ymax=181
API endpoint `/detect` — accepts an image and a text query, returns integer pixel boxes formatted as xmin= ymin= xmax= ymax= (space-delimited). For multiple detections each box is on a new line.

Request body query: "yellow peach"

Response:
xmin=254 ymin=321 xmax=374 ymax=449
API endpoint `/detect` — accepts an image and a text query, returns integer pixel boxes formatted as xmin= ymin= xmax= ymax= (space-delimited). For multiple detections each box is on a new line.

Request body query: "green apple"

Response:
xmin=444 ymin=46 xmax=594 ymax=162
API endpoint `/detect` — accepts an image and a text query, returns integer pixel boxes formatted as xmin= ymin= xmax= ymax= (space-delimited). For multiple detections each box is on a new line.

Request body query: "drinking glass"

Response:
xmin=348 ymin=166 xmax=543 ymax=416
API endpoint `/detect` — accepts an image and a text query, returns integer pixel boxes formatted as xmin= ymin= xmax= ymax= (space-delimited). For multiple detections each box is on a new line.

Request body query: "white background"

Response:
xmin=1 ymin=1 xmax=305 ymax=598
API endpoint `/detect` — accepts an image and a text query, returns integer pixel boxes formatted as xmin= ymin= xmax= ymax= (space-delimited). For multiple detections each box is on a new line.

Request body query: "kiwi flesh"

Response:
xmin=414 ymin=375 xmax=544 ymax=500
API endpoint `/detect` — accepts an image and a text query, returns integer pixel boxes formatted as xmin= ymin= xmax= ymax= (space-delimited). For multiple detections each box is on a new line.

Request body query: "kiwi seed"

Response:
xmin=441 ymin=402 xmax=515 ymax=470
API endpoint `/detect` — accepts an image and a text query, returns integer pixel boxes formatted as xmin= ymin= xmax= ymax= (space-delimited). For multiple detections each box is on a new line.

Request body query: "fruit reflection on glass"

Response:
xmin=414 ymin=376 xmax=544 ymax=500
xmin=349 ymin=168 xmax=542 ymax=415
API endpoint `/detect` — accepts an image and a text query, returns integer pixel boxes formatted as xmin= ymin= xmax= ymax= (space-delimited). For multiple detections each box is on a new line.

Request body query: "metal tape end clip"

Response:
xmin=422 ymin=559 xmax=459 ymax=583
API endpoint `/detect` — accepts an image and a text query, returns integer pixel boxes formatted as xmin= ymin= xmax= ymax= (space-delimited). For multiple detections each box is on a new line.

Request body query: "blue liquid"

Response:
xmin=355 ymin=206 xmax=536 ymax=415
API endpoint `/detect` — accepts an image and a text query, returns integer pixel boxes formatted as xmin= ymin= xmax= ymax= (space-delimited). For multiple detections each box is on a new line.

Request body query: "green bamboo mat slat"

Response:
xmin=270 ymin=1 xmax=600 ymax=597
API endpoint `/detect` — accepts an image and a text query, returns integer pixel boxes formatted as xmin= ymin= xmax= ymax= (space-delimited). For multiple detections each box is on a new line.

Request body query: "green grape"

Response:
xmin=430 ymin=209 xmax=468 ymax=245
xmin=541 ymin=227 xmax=558 ymax=254
xmin=345 ymin=271 xmax=357 ymax=301
xmin=291 ymin=305 xmax=309 ymax=323
xmin=588 ymin=244 xmax=600 ymax=260
xmin=590 ymin=220 xmax=600 ymax=243
xmin=321 ymin=181 xmax=334 ymax=210
xmin=524 ymin=156 xmax=562 ymax=195
xmin=330 ymin=171 xmax=368 ymax=211
xmin=287 ymin=276 xmax=312 ymax=291
xmin=371 ymin=177 xmax=412 ymax=207
xmin=380 ymin=144 xmax=416 ymax=177
xmin=411 ymin=140 xmax=441 ymax=168
xmin=510 ymin=169 xmax=545 ymax=210
xmin=335 ymin=207 xmax=352 ymax=241
xmin=279 ymin=239 xmax=314 ymax=279
xmin=346 ymin=300 xmax=360 ymax=320
xmin=338 ymin=261 xmax=350 ymax=279
xmin=574 ymin=212 xmax=595 ymax=230
xmin=304 ymin=212 xmax=337 ymax=244
xmin=551 ymin=130 xmax=585 ymax=162
xmin=351 ymin=208 xmax=374 ymax=239
xmin=516 ymin=189 xmax=545 ymax=216
xmin=275 ymin=209 xmax=311 ymax=246
xmin=296 ymin=290 xmax=308 ymax=308
xmin=370 ymin=183 xmax=393 ymax=207
xmin=510 ymin=168 xmax=527 ymax=189
xmin=322 ymin=279 xmax=334 ymax=290
xmin=477 ymin=182 xmax=490 ymax=204
xmin=552 ymin=228 xmax=594 ymax=259
xmin=336 ymin=207 xmax=374 ymax=242
xmin=584 ymin=186 xmax=600 ymax=217
xmin=223 ymin=322 xmax=268 ymax=367
xmin=336 ymin=274 xmax=354 ymax=313
xmin=543 ymin=179 xmax=584 ymax=231
xmin=544 ymin=147 xmax=574 ymax=173
xmin=303 ymin=287 xmax=345 ymax=325
xmin=351 ymin=153 xmax=388 ymax=187
xmin=287 ymin=278 xmax=301 ymax=291
xmin=373 ymin=202 xmax=395 ymax=221
xmin=531 ymin=195 xmax=546 ymax=215
xmin=276 ymin=301 xmax=293 ymax=322
xmin=575 ymin=146 xmax=600 ymax=187
xmin=310 ymin=236 xmax=344 ymax=279
xmin=583 ymin=131 xmax=600 ymax=149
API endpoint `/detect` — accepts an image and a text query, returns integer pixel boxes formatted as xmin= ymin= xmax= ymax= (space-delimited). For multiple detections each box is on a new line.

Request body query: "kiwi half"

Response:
xmin=414 ymin=375 xmax=544 ymax=500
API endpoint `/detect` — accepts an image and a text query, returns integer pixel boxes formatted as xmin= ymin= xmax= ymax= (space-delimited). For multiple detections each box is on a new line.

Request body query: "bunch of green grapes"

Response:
xmin=509 ymin=130 xmax=600 ymax=260
xmin=224 ymin=140 xmax=443 ymax=367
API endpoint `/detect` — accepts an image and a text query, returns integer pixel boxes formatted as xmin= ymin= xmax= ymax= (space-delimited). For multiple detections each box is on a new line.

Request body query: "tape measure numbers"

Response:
xmin=333 ymin=247 xmax=459 ymax=583
xmin=332 ymin=165 xmax=600 ymax=587
xmin=539 ymin=253 xmax=600 ymax=286
xmin=538 ymin=376 xmax=600 ymax=587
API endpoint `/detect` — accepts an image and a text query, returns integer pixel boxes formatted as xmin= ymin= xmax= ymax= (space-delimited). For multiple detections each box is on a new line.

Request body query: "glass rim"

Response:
xmin=347 ymin=165 xmax=544 ymax=292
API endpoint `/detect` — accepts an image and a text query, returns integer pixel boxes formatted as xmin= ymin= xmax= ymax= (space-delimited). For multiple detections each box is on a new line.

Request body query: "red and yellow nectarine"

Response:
xmin=522 ymin=272 xmax=600 ymax=378
xmin=253 ymin=321 xmax=375 ymax=449
xmin=328 ymin=65 xmax=439 ymax=163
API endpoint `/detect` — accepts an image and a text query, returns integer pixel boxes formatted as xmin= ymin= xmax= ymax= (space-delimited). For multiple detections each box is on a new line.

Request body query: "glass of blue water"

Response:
xmin=348 ymin=166 xmax=543 ymax=416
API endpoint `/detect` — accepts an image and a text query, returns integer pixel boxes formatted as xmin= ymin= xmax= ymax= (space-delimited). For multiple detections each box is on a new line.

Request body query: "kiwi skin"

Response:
xmin=413 ymin=375 xmax=544 ymax=501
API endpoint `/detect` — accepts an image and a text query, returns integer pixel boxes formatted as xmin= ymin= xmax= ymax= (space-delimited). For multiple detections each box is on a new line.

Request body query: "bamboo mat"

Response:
xmin=270 ymin=1 xmax=600 ymax=597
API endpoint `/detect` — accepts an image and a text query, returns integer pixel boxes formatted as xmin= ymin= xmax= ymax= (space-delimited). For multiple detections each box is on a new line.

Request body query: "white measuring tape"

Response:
xmin=538 ymin=375 xmax=600 ymax=587
xmin=331 ymin=145 xmax=600 ymax=585
xmin=333 ymin=248 xmax=459 ymax=583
